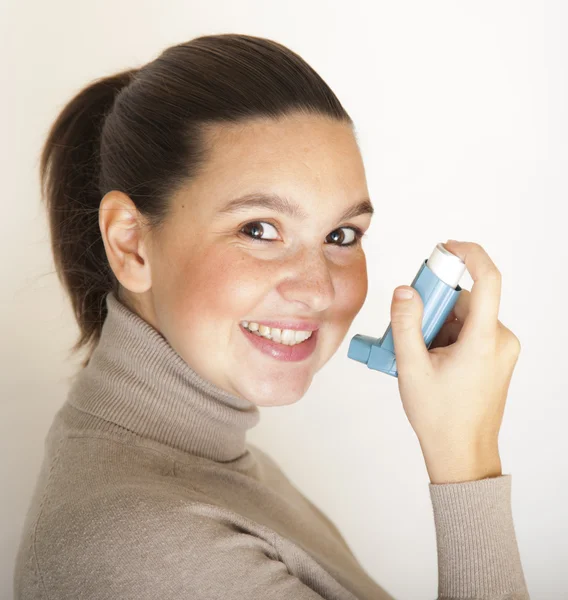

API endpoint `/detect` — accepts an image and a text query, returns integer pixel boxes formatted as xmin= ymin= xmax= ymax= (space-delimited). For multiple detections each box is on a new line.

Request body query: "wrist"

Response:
xmin=420 ymin=439 xmax=502 ymax=484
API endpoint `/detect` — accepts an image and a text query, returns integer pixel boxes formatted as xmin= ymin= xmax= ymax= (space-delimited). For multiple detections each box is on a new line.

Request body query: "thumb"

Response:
xmin=390 ymin=286 xmax=430 ymax=374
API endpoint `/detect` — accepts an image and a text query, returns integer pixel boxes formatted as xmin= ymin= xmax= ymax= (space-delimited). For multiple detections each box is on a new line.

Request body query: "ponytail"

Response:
xmin=40 ymin=69 xmax=138 ymax=367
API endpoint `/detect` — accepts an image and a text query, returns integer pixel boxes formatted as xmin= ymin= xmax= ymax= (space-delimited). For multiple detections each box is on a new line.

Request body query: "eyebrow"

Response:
xmin=215 ymin=192 xmax=374 ymax=222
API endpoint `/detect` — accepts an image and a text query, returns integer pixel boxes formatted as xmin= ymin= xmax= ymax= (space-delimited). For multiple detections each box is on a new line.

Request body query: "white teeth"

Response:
xmin=280 ymin=329 xmax=295 ymax=345
xmin=240 ymin=321 xmax=313 ymax=345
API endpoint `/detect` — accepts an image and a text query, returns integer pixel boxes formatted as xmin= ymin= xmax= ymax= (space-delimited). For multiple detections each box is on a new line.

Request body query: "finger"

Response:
xmin=390 ymin=286 xmax=431 ymax=375
xmin=443 ymin=241 xmax=501 ymax=340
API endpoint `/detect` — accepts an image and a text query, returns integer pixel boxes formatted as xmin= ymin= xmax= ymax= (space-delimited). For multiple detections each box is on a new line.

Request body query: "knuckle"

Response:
xmin=391 ymin=314 xmax=411 ymax=330
xmin=499 ymin=325 xmax=521 ymax=356
xmin=508 ymin=333 xmax=522 ymax=355
xmin=486 ymin=267 xmax=502 ymax=281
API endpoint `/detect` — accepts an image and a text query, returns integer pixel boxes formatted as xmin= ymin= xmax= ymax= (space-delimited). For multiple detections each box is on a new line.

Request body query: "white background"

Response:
xmin=1 ymin=1 xmax=567 ymax=598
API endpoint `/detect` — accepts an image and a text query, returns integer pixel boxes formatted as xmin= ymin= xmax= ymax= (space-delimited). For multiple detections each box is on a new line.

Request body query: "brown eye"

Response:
xmin=326 ymin=227 xmax=361 ymax=247
xmin=240 ymin=221 xmax=279 ymax=242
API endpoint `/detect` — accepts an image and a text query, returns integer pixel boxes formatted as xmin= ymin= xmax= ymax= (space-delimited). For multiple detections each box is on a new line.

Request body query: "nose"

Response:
xmin=276 ymin=246 xmax=335 ymax=313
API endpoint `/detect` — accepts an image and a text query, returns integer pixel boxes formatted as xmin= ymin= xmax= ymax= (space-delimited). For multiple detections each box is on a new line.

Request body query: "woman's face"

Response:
xmin=128 ymin=112 xmax=372 ymax=407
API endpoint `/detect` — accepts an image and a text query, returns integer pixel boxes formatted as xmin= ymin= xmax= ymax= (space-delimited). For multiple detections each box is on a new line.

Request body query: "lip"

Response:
xmin=240 ymin=320 xmax=320 ymax=332
xmin=240 ymin=324 xmax=318 ymax=362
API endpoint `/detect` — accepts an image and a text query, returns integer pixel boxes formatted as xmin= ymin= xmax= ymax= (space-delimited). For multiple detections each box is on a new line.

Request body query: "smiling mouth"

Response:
xmin=239 ymin=321 xmax=314 ymax=346
xmin=239 ymin=323 xmax=318 ymax=362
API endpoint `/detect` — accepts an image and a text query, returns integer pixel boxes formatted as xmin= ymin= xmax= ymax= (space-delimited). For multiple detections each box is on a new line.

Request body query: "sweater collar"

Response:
xmin=66 ymin=290 xmax=260 ymax=462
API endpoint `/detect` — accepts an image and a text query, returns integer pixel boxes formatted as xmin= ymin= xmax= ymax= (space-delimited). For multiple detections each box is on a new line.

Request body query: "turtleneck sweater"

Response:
xmin=14 ymin=290 xmax=530 ymax=600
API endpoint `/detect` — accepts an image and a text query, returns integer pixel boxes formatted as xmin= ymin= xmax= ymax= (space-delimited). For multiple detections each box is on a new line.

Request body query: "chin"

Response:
xmin=253 ymin=394 xmax=304 ymax=408
xmin=236 ymin=377 xmax=311 ymax=408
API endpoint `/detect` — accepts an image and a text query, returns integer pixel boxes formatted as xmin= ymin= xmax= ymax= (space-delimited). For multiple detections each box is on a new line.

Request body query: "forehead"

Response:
xmin=191 ymin=112 xmax=368 ymax=205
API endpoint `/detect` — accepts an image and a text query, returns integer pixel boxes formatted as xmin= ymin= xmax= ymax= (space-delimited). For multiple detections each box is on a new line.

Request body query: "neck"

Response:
xmin=66 ymin=291 xmax=260 ymax=462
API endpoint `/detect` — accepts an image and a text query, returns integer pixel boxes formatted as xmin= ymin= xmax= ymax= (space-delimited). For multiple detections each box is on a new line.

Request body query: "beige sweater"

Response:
xmin=14 ymin=291 xmax=530 ymax=599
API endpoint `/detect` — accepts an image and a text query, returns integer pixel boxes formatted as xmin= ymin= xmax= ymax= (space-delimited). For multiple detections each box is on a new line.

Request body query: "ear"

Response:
xmin=99 ymin=190 xmax=152 ymax=294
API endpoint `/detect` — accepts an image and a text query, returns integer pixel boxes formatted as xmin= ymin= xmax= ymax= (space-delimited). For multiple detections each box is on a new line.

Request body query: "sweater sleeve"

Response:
xmin=428 ymin=473 xmax=530 ymax=599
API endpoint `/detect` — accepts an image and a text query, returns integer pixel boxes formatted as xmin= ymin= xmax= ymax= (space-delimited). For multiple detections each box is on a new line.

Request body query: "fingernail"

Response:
xmin=394 ymin=288 xmax=414 ymax=300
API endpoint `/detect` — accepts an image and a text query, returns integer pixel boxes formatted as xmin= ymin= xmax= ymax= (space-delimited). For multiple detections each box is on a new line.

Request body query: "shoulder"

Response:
xmin=29 ymin=433 xmax=226 ymax=597
xmin=33 ymin=483 xmax=321 ymax=599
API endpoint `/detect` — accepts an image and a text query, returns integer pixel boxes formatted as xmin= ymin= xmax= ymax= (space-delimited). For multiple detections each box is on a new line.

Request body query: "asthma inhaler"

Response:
xmin=348 ymin=242 xmax=466 ymax=377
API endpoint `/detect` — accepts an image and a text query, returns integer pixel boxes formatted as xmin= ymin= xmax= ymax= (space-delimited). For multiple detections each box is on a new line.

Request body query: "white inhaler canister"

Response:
xmin=347 ymin=243 xmax=466 ymax=377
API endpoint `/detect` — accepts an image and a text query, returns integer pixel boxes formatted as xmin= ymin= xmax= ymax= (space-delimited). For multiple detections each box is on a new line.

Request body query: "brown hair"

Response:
xmin=40 ymin=33 xmax=352 ymax=367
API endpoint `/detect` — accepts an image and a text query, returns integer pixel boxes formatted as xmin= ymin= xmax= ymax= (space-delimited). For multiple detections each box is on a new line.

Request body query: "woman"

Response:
xmin=14 ymin=34 xmax=529 ymax=599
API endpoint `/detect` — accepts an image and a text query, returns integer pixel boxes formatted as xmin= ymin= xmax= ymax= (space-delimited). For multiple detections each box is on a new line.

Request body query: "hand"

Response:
xmin=390 ymin=240 xmax=521 ymax=483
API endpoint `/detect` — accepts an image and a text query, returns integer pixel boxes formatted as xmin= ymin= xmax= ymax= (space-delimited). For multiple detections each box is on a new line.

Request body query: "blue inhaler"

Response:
xmin=347 ymin=243 xmax=466 ymax=377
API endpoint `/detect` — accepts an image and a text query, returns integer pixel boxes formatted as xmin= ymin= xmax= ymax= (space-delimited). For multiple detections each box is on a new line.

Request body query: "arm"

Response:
xmin=387 ymin=240 xmax=529 ymax=598
xmin=429 ymin=474 xmax=530 ymax=600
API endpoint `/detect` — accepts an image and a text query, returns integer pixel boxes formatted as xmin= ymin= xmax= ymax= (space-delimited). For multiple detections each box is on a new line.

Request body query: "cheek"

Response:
xmin=168 ymin=249 xmax=267 ymax=323
xmin=334 ymin=255 xmax=368 ymax=321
